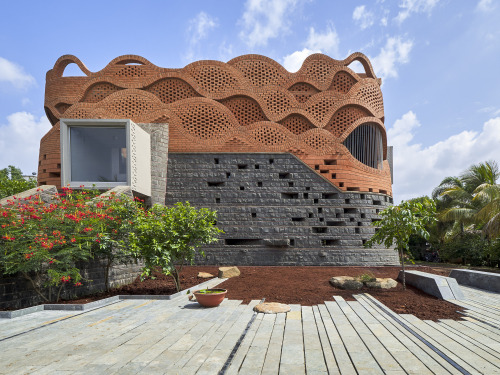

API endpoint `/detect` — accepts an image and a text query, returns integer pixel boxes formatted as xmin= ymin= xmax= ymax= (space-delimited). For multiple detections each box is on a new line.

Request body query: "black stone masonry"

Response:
xmin=166 ymin=153 xmax=399 ymax=266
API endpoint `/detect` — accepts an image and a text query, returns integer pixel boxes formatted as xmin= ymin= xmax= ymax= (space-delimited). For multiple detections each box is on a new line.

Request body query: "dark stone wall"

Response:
xmin=0 ymin=260 xmax=143 ymax=310
xmin=166 ymin=153 xmax=399 ymax=266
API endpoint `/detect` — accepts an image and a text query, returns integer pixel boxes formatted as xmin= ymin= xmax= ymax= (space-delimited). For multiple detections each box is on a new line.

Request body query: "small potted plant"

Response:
xmin=193 ymin=288 xmax=227 ymax=307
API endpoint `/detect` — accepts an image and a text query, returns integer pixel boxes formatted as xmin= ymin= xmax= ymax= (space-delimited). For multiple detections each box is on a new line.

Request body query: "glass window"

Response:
xmin=69 ymin=127 xmax=127 ymax=182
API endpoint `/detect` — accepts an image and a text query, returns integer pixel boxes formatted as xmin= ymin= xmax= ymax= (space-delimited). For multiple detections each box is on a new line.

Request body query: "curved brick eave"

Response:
xmin=40 ymin=53 xmax=391 ymax=196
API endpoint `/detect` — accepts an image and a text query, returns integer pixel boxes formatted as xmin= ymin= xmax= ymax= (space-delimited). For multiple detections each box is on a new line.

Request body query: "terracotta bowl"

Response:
xmin=194 ymin=288 xmax=227 ymax=307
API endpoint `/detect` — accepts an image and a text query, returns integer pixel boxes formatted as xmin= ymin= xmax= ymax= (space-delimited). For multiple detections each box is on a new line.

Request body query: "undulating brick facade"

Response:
xmin=40 ymin=53 xmax=391 ymax=195
xmin=39 ymin=53 xmax=397 ymax=265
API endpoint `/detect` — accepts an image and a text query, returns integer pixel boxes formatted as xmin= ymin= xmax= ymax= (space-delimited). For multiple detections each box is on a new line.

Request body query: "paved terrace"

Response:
xmin=1 ymin=286 xmax=500 ymax=374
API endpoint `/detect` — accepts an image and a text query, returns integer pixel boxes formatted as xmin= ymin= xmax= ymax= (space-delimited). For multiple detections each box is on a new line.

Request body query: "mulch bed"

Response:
xmin=218 ymin=266 xmax=464 ymax=321
xmin=52 ymin=265 xmax=464 ymax=321
xmin=1 ymin=266 xmax=464 ymax=320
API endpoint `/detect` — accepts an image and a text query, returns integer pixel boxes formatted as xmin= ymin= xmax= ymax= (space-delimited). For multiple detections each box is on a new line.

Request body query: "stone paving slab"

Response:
xmin=2 ymin=287 xmax=500 ymax=374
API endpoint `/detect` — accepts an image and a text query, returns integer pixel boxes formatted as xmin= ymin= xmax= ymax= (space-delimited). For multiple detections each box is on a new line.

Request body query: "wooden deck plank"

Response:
xmin=312 ymin=305 xmax=341 ymax=375
xmin=428 ymin=320 xmax=500 ymax=365
xmin=400 ymin=314 xmax=500 ymax=374
xmin=237 ymin=313 xmax=276 ymax=374
xmin=348 ymin=299 xmax=434 ymax=375
xmin=337 ymin=300 xmax=404 ymax=373
xmin=302 ymin=306 xmax=328 ymax=374
xmin=356 ymin=294 xmax=462 ymax=375
xmin=440 ymin=319 xmax=500 ymax=354
xmin=194 ymin=300 xmax=260 ymax=375
xmin=225 ymin=313 xmax=264 ymax=375
xmin=261 ymin=312 xmax=286 ymax=375
xmin=279 ymin=309 xmax=305 ymax=375
xmin=325 ymin=300 xmax=384 ymax=375
xmin=460 ymin=317 xmax=500 ymax=340
xmin=317 ymin=304 xmax=357 ymax=375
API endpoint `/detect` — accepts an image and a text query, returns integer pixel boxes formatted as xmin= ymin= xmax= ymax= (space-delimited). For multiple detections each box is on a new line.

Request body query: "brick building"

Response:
xmin=38 ymin=53 xmax=397 ymax=265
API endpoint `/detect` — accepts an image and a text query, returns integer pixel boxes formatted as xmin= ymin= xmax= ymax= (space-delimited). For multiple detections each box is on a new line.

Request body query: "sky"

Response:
xmin=0 ymin=0 xmax=499 ymax=202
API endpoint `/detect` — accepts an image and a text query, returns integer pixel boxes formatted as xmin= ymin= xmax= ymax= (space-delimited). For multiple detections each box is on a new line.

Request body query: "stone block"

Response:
xmin=218 ymin=266 xmax=241 ymax=278
xmin=449 ymin=269 xmax=500 ymax=293
xmin=399 ymin=270 xmax=465 ymax=300
xmin=365 ymin=278 xmax=397 ymax=289
xmin=254 ymin=302 xmax=291 ymax=314
xmin=329 ymin=276 xmax=363 ymax=290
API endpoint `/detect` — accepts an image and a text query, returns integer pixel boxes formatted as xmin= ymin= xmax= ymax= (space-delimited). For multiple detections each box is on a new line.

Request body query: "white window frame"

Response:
xmin=60 ymin=118 xmax=151 ymax=196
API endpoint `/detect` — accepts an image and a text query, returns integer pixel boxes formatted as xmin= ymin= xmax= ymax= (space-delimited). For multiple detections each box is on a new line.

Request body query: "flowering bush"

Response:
xmin=0 ymin=187 xmax=142 ymax=302
xmin=89 ymin=193 xmax=144 ymax=291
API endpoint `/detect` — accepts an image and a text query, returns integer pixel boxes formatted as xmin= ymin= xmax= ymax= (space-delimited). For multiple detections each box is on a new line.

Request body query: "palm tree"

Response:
xmin=474 ymin=183 xmax=500 ymax=239
xmin=433 ymin=161 xmax=500 ymax=241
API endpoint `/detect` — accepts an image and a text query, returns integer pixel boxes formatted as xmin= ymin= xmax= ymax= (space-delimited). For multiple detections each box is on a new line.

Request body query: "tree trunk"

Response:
xmin=56 ymin=284 xmax=64 ymax=302
xmin=400 ymin=248 xmax=406 ymax=290
xmin=105 ymin=257 xmax=112 ymax=292
xmin=23 ymin=272 xmax=49 ymax=302
xmin=172 ymin=270 xmax=181 ymax=292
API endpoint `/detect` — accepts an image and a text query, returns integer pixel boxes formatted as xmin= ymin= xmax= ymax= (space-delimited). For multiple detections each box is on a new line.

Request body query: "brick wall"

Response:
xmin=39 ymin=53 xmax=392 ymax=195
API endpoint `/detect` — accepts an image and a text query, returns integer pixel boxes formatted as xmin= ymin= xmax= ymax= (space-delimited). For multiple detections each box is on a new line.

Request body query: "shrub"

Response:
xmin=130 ymin=202 xmax=223 ymax=292
xmin=0 ymin=187 xmax=142 ymax=302
xmin=439 ymin=232 xmax=487 ymax=266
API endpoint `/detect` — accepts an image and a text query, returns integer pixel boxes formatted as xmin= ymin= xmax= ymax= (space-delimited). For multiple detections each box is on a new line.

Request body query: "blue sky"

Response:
xmin=1 ymin=0 xmax=499 ymax=201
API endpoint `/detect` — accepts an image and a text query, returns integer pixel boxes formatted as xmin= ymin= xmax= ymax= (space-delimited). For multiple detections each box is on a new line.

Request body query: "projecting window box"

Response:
xmin=60 ymin=119 xmax=151 ymax=196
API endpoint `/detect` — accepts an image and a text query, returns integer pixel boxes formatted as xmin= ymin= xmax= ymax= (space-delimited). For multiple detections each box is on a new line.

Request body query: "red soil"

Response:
xmin=60 ymin=265 xmax=463 ymax=321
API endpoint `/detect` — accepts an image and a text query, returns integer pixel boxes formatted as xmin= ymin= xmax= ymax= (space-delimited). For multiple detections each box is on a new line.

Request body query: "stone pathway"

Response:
xmin=1 ymin=288 xmax=500 ymax=374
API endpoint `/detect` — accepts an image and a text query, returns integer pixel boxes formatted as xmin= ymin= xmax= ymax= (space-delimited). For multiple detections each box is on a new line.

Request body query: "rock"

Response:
xmin=218 ymin=266 xmax=240 ymax=278
xmin=197 ymin=272 xmax=214 ymax=279
xmin=329 ymin=276 xmax=363 ymax=290
xmin=365 ymin=278 xmax=398 ymax=289
xmin=254 ymin=302 xmax=291 ymax=314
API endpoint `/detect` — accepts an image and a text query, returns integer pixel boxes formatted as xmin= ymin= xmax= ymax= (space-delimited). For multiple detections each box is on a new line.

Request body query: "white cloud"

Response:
xmin=282 ymin=25 xmax=339 ymax=72
xmin=388 ymin=111 xmax=500 ymax=202
xmin=0 ymin=57 xmax=36 ymax=89
xmin=476 ymin=0 xmax=495 ymax=12
xmin=283 ymin=48 xmax=320 ymax=72
xmin=239 ymin=0 xmax=299 ymax=48
xmin=185 ymin=12 xmax=218 ymax=60
xmin=305 ymin=26 xmax=339 ymax=55
xmin=381 ymin=17 xmax=388 ymax=26
xmin=371 ymin=36 xmax=413 ymax=80
xmin=394 ymin=0 xmax=440 ymax=24
xmin=352 ymin=5 xmax=375 ymax=29
xmin=0 ymin=112 xmax=51 ymax=175
xmin=218 ymin=41 xmax=234 ymax=62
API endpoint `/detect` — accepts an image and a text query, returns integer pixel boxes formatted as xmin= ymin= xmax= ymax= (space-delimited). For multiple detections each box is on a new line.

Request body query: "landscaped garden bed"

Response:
xmin=38 ymin=265 xmax=464 ymax=321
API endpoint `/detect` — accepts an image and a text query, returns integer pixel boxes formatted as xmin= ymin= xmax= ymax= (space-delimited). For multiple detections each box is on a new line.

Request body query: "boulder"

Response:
xmin=254 ymin=302 xmax=291 ymax=314
xmin=329 ymin=276 xmax=363 ymax=290
xmin=218 ymin=266 xmax=240 ymax=278
xmin=197 ymin=272 xmax=214 ymax=279
xmin=365 ymin=278 xmax=398 ymax=289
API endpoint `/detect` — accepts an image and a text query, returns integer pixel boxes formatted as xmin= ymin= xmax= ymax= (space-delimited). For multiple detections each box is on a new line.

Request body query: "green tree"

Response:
xmin=0 ymin=165 xmax=37 ymax=199
xmin=474 ymin=182 xmax=500 ymax=240
xmin=365 ymin=199 xmax=437 ymax=289
xmin=130 ymin=202 xmax=223 ymax=292
xmin=433 ymin=161 xmax=500 ymax=241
